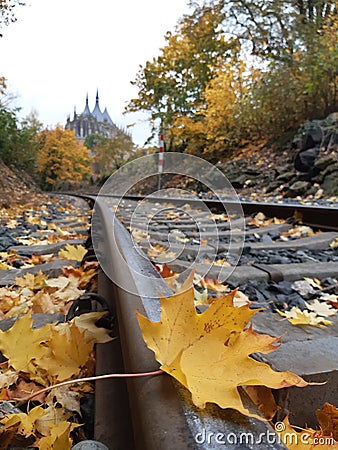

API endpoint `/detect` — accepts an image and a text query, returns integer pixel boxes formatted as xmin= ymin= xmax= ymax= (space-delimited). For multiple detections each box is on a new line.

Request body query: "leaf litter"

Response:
xmin=0 ymin=196 xmax=102 ymax=448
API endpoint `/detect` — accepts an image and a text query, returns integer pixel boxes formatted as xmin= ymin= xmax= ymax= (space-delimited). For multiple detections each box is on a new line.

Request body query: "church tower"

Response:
xmin=65 ymin=91 xmax=119 ymax=142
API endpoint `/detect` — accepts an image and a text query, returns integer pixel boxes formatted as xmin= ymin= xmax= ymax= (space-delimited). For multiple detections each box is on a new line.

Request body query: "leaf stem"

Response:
xmin=15 ymin=369 xmax=164 ymax=406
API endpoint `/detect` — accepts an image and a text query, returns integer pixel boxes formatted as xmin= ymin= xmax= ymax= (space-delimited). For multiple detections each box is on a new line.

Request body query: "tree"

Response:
xmin=0 ymin=0 xmax=25 ymax=36
xmin=87 ymin=130 xmax=135 ymax=180
xmin=0 ymin=105 xmax=18 ymax=164
xmin=127 ymin=3 xmax=239 ymax=149
xmin=18 ymin=110 xmax=43 ymax=172
xmin=128 ymin=0 xmax=338 ymax=160
xmin=36 ymin=127 xmax=92 ymax=190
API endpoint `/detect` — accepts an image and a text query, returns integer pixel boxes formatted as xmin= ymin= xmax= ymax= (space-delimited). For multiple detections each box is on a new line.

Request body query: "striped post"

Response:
xmin=157 ymin=133 xmax=164 ymax=190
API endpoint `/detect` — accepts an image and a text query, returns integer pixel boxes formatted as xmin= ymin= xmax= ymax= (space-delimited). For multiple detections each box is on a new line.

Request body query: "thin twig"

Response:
xmin=16 ymin=369 xmax=164 ymax=406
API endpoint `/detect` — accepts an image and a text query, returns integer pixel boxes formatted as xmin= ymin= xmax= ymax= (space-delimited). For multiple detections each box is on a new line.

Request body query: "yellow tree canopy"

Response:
xmin=36 ymin=126 xmax=92 ymax=190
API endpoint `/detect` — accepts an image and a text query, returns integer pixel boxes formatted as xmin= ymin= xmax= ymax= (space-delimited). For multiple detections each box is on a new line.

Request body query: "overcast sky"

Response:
xmin=0 ymin=0 xmax=192 ymax=146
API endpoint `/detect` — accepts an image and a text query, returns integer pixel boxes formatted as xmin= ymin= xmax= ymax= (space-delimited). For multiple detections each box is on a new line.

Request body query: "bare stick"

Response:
xmin=16 ymin=369 xmax=164 ymax=406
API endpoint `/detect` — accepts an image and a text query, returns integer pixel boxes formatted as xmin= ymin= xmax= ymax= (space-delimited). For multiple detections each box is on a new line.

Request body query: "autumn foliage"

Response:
xmin=136 ymin=283 xmax=308 ymax=418
xmin=127 ymin=1 xmax=338 ymax=159
xmin=36 ymin=127 xmax=91 ymax=190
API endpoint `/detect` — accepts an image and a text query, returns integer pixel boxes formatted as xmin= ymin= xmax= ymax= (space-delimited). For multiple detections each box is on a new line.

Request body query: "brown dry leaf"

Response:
xmin=199 ymin=277 xmax=228 ymax=293
xmin=0 ymin=369 xmax=19 ymax=389
xmin=148 ymin=244 xmax=167 ymax=257
xmin=316 ymin=402 xmax=338 ymax=442
xmin=62 ymin=265 xmax=98 ymax=288
xmin=136 ymin=285 xmax=308 ymax=418
xmin=277 ymin=416 xmax=338 ymax=449
xmin=32 ymin=291 xmax=59 ymax=314
xmin=248 ymin=212 xmax=284 ymax=227
xmin=0 ymin=288 xmax=21 ymax=314
xmin=68 ymin=312 xmax=113 ymax=344
xmin=47 ymin=275 xmax=85 ymax=302
xmin=46 ymin=385 xmax=81 ymax=415
xmin=155 ymin=263 xmax=176 ymax=279
xmin=131 ymin=228 xmax=149 ymax=243
xmin=35 ymin=405 xmax=72 ymax=436
xmin=281 ymin=225 xmax=314 ymax=239
xmin=58 ymin=243 xmax=87 ymax=262
xmin=245 ymin=385 xmax=280 ymax=420
xmin=7 ymin=379 xmax=46 ymax=403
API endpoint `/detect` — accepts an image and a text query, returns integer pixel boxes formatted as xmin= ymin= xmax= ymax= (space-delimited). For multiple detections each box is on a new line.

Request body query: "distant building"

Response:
xmin=65 ymin=90 xmax=119 ymax=142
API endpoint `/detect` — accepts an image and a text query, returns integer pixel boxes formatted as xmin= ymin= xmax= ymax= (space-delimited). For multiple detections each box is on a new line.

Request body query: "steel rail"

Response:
xmin=88 ymin=195 xmax=287 ymax=450
xmin=99 ymin=193 xmax=338 ymax=231
xmin=61 ymin=192 xmax=337 ymax=448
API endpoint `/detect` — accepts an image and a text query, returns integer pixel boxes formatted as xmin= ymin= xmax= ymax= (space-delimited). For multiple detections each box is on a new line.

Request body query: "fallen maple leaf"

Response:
xmin=0 ymin=312 xmax=106 ymax=384
xmin=36 ymin=420 xmax=80 ymax=450
xmin=277 ymin=415 xmax=338 ymax=449
xmin=199 ymin=277 xmax=228 ymax=293
xmin=35 ymin=404 xmax=72 ymax=436
xmin=277 ymin=306 xmax=333 ymax=327
xmin=136 ymin=285 xmax=308 ymax=418
xmin=7 ymin=379 xmax=47 ymax=403
xmin=0 ymin=369 xmax=19 ymax=389
xmin=305 ymin=299 xmax=337 ymax=317
xmin=58 ymin=243 xmax=87 ymax=262
xmin=245 ymin=385 xmax=280 ymax=420
xmin=0 ymin=313 xmax=51 ymax=381
xmin=36 ymin=322 xmax=94 ymax=382
xmin=0 ymin=404 xmax=45 ymax=439
xmin=316 ymin=403 xmax=338 ymax=442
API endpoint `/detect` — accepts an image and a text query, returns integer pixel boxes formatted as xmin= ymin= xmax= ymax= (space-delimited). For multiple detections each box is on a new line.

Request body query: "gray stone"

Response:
xmin=286 ymin=180 xmax=310 ymax=197
xmin=314 ymin=155 xmax=338 ymax=170
xmin=275 ymin=171 xmax=296 ymax=183
xmin=322 ymin=171 xmax=338 ymax=195
xmin=72 ymin=441 xmax=109 ymax=450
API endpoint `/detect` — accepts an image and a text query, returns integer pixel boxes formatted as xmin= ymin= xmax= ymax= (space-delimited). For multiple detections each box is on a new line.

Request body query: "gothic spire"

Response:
xmin=82 ymin=92 xmax=91 ymax=115
xmin=92 ymin=89 xmax=103 ymax=121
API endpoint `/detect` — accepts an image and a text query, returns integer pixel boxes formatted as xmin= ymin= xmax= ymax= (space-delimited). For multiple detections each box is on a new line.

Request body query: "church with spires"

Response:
xmin=65 ymin=90 xmax=119 ymax=142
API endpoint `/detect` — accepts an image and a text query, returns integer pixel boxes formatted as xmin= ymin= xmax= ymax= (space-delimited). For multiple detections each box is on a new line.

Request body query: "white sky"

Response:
xmin=0 ymin=0 xmax=192 ymax=146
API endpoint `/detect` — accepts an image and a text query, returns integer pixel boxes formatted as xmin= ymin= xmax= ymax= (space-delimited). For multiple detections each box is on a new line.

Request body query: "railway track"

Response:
xmin=1 ymin=188 xmax=337 ymax=449
xmin=88 ymin=192 xmax=338 ymax=449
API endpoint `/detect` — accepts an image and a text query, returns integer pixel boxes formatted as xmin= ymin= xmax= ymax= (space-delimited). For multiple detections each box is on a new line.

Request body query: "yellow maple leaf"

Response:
xmin=136 ymin=285 xmax=307 ymax=418
xmin=37 ymin=322 xmax=94 ymax=381
xmin=0 ymin=405 xmax=45 ymax=438
xmin=58 ymin=243 xmax=87 ymax=261
xmin=15 ymin=271 xmax=47 ymax=291
xmin=0 ymin=312 xmax=96 ymax=384
xmin=0 ymin=313 xmax=51 ymax=379
xmin=36 ymin=420 xmax=79 ymax=450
